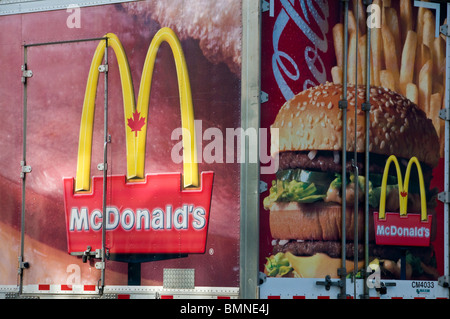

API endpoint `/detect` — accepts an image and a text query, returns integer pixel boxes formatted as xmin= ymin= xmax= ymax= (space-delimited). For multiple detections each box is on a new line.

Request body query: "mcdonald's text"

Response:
xmin=376 ymin=225 xmax=430 ymax=240
xmin=69 ymin=204 xmax=207 ymax=232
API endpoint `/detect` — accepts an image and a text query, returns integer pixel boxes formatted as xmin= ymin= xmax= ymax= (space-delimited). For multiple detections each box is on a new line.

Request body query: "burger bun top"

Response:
xmin=271 ymin=82 xmax=440 ymax=168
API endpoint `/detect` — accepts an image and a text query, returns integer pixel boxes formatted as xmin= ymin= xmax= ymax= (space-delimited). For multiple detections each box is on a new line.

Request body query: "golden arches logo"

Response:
xmin=378 ymin=155 xmax=428 ymax=221
xmin=75 ymin=27 xmax=198 ymax=192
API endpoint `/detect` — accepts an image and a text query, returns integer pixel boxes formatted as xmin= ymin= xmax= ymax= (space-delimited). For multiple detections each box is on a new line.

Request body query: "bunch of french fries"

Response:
xmin=331 ymin=0 xmax=446 ymax=156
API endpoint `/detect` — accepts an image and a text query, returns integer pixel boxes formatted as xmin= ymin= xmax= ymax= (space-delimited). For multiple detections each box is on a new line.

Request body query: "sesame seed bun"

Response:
xmin=271 ymin=82 xmax=440 ymax=168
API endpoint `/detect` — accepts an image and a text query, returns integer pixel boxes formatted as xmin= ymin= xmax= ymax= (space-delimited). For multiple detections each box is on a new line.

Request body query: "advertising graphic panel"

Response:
xmin=0 ymin=1 xmax=242 ymax=288
xmin=260 ymin=0 xmax=445 ymax=282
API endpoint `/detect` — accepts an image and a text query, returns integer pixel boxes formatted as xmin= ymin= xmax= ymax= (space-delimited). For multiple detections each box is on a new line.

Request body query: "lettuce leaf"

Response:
xmin=265 ymin=252 xmax=293 ymax=277
xmin=263 ymin=179 xmax=326 ymax=209
xmin=264 ymin=169 xmax=411 ymax=209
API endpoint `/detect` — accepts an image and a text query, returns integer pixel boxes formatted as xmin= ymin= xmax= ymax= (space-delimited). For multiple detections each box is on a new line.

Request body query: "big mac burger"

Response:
xmin=263 ymin=82 xmax=440 ymax=279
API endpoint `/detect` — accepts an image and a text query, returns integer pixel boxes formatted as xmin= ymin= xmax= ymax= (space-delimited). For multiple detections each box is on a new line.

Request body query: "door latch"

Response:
xmin=375 ymin=281 xmax=396 ymax=295
xmin=316 ymin=275 xmax=344 ymax=291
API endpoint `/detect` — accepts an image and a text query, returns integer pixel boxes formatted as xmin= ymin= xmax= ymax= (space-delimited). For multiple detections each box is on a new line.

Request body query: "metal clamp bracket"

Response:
xmin=95 ymin=261 xmax=105 ymax=270
xmin=362 ymin=101 xmax=372 ymax=112
xmin=261 ymin=91 xmax=268 ymax=103
xmin=440 ymin=24 xmax=449 ymax=37
xmin=259 ymin=180 xmax=268 ymax=193
xmin=17 ymin=256 xmax=29 ymax=275
xmin=20 ymin=161 xmax=32 ymax=179
xmin=98 ymin=64 xmax=109 ymax=73
xmin=439 ymin=108 xmax=450 ymax=121
xmin=438 ymin=275 xmax=450 ymax=288
xmin=97 ymin=163 xmax=108 ymax=171
xmin=261 ymin=0 xmax=269 ymax=12
xmin=21 ymin=65 xmax=33 ymax=83
xmin=438 ymin=191 xmax=450 ymax=204
xmin=339 ymin=99 xmax=348 ymax=110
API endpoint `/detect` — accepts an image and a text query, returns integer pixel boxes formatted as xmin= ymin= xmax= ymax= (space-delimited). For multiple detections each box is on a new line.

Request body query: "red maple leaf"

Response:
xmin=400 ymin=191 xmax=408 ymax=197
xmin=127 ymin=110 xmax=146 ymax=137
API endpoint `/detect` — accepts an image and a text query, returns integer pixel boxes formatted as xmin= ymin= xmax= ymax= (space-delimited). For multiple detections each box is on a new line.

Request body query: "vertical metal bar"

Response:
xmin=363 ymin=0 xmax=373 ymax=300
xmin=100 ymin=37 xmax=108 ymax=294
xmin=352 ymin=0 xmax=360 ymax=300
xmin=18 ymin=46 xmax=28 ymax=295
xmin=240 ymin=0 xmax=261 ymax=299
xmin=445 ymin=2 xmax=450 ymax=289
xmin=339 ymin=0 xmax=350 ymax=299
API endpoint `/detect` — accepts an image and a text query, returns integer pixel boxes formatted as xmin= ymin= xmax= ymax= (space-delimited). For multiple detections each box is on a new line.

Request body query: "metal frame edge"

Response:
xmin=239 ymin=0 xmax=261 ymax=300
xmin=0 ymin=0 xmax=136 ymax=16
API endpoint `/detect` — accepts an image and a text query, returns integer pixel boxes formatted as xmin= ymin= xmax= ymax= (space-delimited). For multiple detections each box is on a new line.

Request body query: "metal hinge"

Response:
xmin=261 ymin=0 xmax=269 ymax=12
xmin=439 ymin=109 xmax=450 ymax=121
xmin=261 ymin=91 xmax=268 ymax=103
xmin=440 ymin=24 xmax=449 ymax=37
xmin=438 ymin=275 xmax=450 ymax=288
xmin=20 ymin=161 xmax=32 ymax=179
xmin=438 ymin=191 xmax=450 ymax=204
xmin=259 ymin=181 xmax=268 ymax=193
xmin=21 ymin=65 xmax=33 ymax=83
xmin=261 ymin=0 xmax=274 ymax=16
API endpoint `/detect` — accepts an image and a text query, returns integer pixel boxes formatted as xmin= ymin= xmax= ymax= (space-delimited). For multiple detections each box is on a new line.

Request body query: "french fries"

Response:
xmin=352 ymin=0 xmax=366 ymax=35
xmin=418 ymin=59 xmax=432 ymax=114
xmin=433 ymin=37 xmax=445 ymax=79
xmin=385 ymin=7 xmax=402 ymax=63
xmin=348 ymin=11 xmax=357 ymax=35
xmin=371 ymin=26 xmax=383 ymax=86
xmin=406 ymin=83 xmax=419 ymax=105
xmin=399 ymin=31 xmax=417 ymax=96
xmin=358 ymin=35 xmax=368 ymax=85
xmin=400 ymin=0 xmax=414 ymax=43
xmin=330 ymin=0 xmax=446 ymax=156
xmin=380 ymin=70 xmax=396 ymax=92
xmin=417 ymin=7 xmax=426 ymax=45
xmin=333 ymin=23 xmax=344 ymax=68
xmin=430 ymin=93 xmax=441 ymax=137
xmin=348 ymin=32 xmax=362 ymax=85
xmin=332 ymin=66 xmax=343 ymax=85
xmin=422 ymin=10 xmax=435 ymax=49
xmin=382 ymin=25 xmax=400 ymax=91
xmin=415 ymin=44 xmax=431 ymax=85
